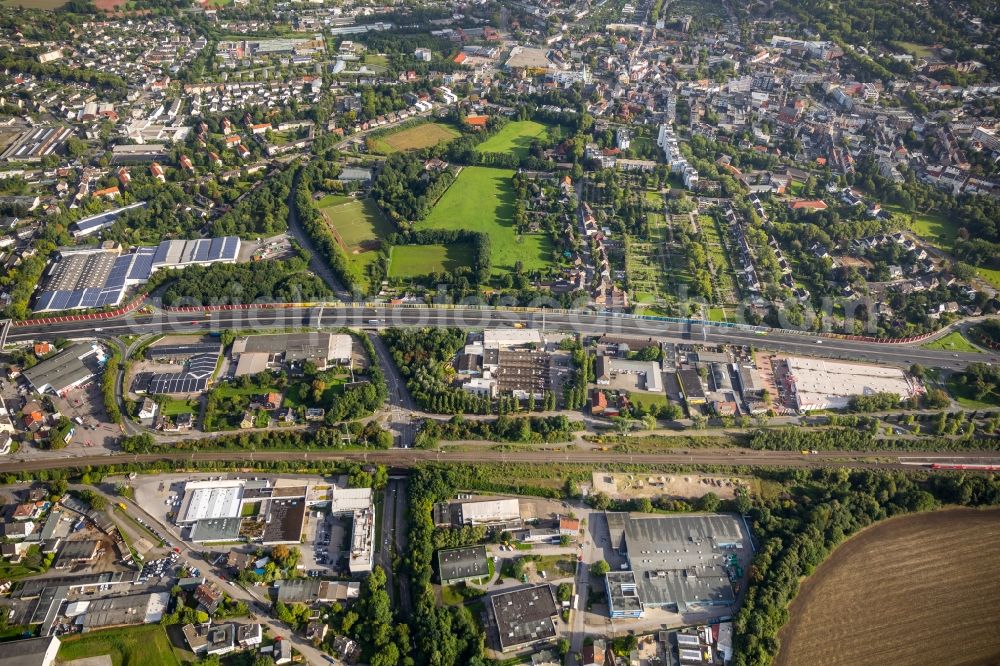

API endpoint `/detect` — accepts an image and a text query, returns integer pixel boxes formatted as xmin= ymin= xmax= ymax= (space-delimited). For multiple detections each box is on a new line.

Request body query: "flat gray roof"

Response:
xmin=0 ymin=636 xmax=59 ymax=666
xmin=23 ymin=343 xmax=99 ymax=394
xmin=490 ymin=584 xmax=558 ymax=651
xmin=189 ymin=517 xmax=242 ymax=542
xmin=438 ymin=545 xmax=489 ymax=583
xmin=614 ymin=513 xmax=747 ymax=611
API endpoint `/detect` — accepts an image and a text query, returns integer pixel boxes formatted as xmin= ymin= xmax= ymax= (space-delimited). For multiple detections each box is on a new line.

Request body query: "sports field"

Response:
xmin=388 ymin=243 xmax=474 ymax=278
xmin=417 ymin=166 xmax=551 ymax=274
xmin=319 ymin=197 xmax=394 ymax=288
xmin=475 ymin=120 xmax=550 ymax=160
xmin=371 ymin=122 xmax=460 ymax=154
xmin=776 ymin=507 xmax=1000 ymax=666
xmin=57 ymin=624 xmax=183 ymax=666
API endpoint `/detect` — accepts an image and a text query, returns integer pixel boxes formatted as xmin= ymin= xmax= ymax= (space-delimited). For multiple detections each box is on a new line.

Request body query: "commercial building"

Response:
xmin=261 ymin=496 xmax=307 ymax=546
xmin=231 ymin=333 xmax=351 ymax=375
xmin=677 ymin=368 xmax=706 ymax=406
xmin=458 ymin=498 xmax=520 ymax=526
xmin=189 ymin=517 xmax=242 ymax=543
xmin=132 ymin=351 xmax=218 ymax=396
xmin=71 ymin=202 xmax=147 ymax=239
xmin=326 ymin=484 xmax=374 ymax=575
xmin=347 ymin=507 xmax=374 ymax=574
xmin=34 ymin=237 xmax=240 ymax=312
xmin=490 ymin=584 xmax=559 ymax=652
xmin=483 ymin=328 xmax=543 ymax=349
xmin=0 ymin=636 xmax=60 ymax=666
xmin=177 ymin=480 xmax=245 ymax=524
xmin=608 ymin=359 xmax=664 ymax=393
xmin=23 ymin=343 xmax=105 ymax=396
xmin=438 ymin=545 xmax=489 ymax=584
xmin=76 ymin=592 xmax=169 ymax=631
xmin=604 ymin=513 xmax=750 ymax=616
xmin=781 ymin=356 xmax=918 ymax=411
xmin=605 ymin=571 xmax=643 ymax=618
xmin=274 ymin=579 xmax=360 ymax=604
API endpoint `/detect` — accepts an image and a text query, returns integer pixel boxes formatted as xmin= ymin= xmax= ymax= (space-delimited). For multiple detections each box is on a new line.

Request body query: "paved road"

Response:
xmin=286 ymin=169 xmax=352 ymax=301
xmin=377 ymin=477 xmax=412 ymax=614
xmin=9 ymin=305 xmax=992 ymax=372
xmin=96 ymin=487 xmax=333 ymax=666
xmin=2 ymin=447 xmax=998 ymax=475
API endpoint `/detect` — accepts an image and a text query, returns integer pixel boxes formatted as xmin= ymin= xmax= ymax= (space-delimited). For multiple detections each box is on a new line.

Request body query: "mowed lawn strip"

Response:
xmin=775 ymin=508 xmax=1000 ymax=666
xmin=474 ymin=120 xmax=550 ymax=160
xmin=320 ymin=198 xmax=394 ymax=288
xmin=920 ymin=330 xmax=982 ymax=353
xmin=57 ymin=624 xmax=182 ymax=666
xmin=372 ymin=122 xmax=460 ymax=153
xmin=417 ymin=166 xmax=551 ymax=274
xmin=388 ymin=243 xmax=475 ymax=278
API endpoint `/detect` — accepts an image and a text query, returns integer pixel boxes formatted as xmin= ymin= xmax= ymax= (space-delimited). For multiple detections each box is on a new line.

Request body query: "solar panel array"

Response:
xmin=139 ymin=353 xmax=218 ymax=395
xmin=150 ymin=236 xmax=240 ymax=270
xmin=34 ymin=237 xmax=239 ymax=313
xmin=146 ymin=373 xmax=208 ymax=394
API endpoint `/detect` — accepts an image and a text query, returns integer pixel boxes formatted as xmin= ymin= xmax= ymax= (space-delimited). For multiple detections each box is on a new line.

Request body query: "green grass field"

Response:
xmin=921 ymin=331 xmax=982 ymax=353
xmin=371 ymin=122 xmax=460 ymax=154
xmin=976 ymin=266 xmax=1000 ymax=290
xmin=707 ymin=307 xmax=729 ymax=322
xmin=417 ymin=166 xmax=552 ymax=274
xmin=630 ymin=392 xmax=670 ymax=409
xmin=886 ymin=204 xmax=960 ymax=249
xmin=159 ymin=397 xmax=198 ymax=416
xmin=320 ymin=198 xmax=394 ymax=289
xmin=947 ymin=377 xmax=1000 ymax=409
xmin=475 ymin=121 xmax=550 ymax=160
xmin=316 ymin=194 xmax=351 ymax=208
xmin=57 ymin=625 xmax=182 ymax=666
xmin=388 ymin=244 xmax=474 ymax=278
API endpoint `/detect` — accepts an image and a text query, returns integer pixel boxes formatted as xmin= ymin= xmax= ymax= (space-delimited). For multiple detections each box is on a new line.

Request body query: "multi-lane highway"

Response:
xmin=8 ymin=304 xmax=991 ymax=371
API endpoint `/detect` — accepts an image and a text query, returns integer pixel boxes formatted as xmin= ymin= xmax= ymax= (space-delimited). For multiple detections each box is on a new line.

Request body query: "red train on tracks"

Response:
xmin=930 ymin=463 xmax=1000 ymax=471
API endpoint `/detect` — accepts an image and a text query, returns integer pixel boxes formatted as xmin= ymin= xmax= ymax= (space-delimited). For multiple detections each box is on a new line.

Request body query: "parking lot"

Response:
xmin=300 ymin=512 xmax=348 ymax=576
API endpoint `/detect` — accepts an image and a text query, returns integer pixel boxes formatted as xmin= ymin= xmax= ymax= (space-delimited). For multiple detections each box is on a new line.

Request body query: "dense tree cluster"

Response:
xmin=382 ymin=327 xmax=484 ymax=414
xmin=749 ymin=425 xmax=1000 ymax=452
xmin=414 ymin=414 xmax=574 ymax=448
xmin=158 ymin=246 xmax=330 ymax=306
xmin=951 ymin=363 xmax=1000 ymax=406
xmin=372 ymin=153 xmax=455 ymax=226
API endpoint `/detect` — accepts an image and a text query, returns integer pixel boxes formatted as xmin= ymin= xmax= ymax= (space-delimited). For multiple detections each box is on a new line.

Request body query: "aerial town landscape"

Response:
xmin=0 ymin=0 xmax=998 ymax=664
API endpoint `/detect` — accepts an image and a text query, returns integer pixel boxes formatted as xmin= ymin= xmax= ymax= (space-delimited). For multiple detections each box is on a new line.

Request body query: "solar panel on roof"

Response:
xmin=127 ymin=254 xmax=152 ymax=280
xmin=207 ymin=237 xmax=224 ymax=261
xmin=79 ymin=289 xmax=100 ymax=309
xmin=152 ymin=241 xmax=170 ymax=266
xmin=194 ymin=239 xmax=211 ymax=262
xmin=35 ymin=291 xmax=56 ymax=311
xmin=222 ymin=236 xmax=239 ymax=260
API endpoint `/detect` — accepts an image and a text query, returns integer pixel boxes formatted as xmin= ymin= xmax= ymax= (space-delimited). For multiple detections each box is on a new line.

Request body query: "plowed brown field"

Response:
xmin=776 ymin=507 xmax=1000 ymax=666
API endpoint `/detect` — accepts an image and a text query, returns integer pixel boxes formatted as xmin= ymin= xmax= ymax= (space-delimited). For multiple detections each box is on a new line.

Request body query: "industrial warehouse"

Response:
xmin=175 ymin=478 xmax=310 ymax=545
xmin=776 ymin=356 xmax=922 ymax=411
xmin=604 ymin=513 xmax=752 ymax=618
xmin=33 ymin=236 xmax=240 ymax=312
